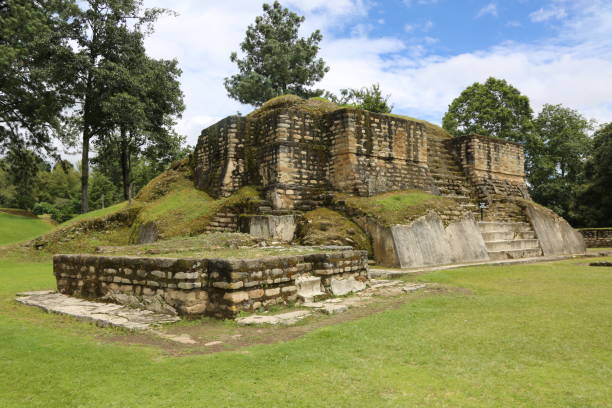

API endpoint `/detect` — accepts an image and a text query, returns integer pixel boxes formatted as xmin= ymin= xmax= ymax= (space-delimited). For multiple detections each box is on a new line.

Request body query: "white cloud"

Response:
xmin=403 ymin=0 xmax=439 ymax=6
xmin=529 ymin=6 xmax=567 ymax=22
xmin=476 ymin=3 xmax=498 ymax=18
xmin=139 ymin=0 xmax=612 ymax=149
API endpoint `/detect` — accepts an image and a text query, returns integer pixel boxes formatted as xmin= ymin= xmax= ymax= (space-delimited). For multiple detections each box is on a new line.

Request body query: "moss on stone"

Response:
xmin=299 ymin=208 xmax=372 ymax=255
xmin=249 ymin=94 xmax=340 ymax=118
xmin=336 ymin=190 xmax=456 ymax=227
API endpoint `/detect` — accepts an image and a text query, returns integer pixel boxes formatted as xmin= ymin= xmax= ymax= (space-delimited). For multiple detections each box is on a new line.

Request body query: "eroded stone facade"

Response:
xmin=193 ymin=108 xmax=530 ymax=211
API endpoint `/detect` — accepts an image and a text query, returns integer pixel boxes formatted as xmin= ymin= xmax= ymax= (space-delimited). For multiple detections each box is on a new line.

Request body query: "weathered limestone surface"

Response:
xmin=54 ymin=250 xmax=369 ymax=318
xmin=16 ymin=291 xmax=179 ymax=330
xmin=357 ymin=213 xmax=490 ymax=268
xmin=523 ymin=202 xmax=586 ymax=256
xmin=453 ymin=134 xmax=530 ymax=201
xmin=239 ymin=215 xmax=296 ymax=242
xmin=193 ymin=109 xmax=439 ymax=210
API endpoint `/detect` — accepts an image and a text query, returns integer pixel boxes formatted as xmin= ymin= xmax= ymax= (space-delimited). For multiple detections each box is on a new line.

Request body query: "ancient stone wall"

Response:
xmin=193 ymin=109 xmax=531 ymax=211
xmin=452 ymin=134 xmax=529 ymax=200
xmin=54 ymin=250 xmax=368 ymax=318
xmin=579 ymin=229 xmax=612 ymax=248
xmin=328 ymin=109 xmax=435 ymax=196
xmin=193 ymin=116 xmax=246 ymax=197
xmin=248 ymin=110 xmax=331 ymax=210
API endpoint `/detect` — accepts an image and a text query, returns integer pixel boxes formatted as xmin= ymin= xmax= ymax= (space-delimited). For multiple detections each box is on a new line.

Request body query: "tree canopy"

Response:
xmin=578 ymin=123 xmax=612 ymax=226
xmin=224 ymin=1 xmax=329 ymax=106
xmin=0 ymin=0 xmax=75 ymax=155
xmin=529 ymin=104 xmax=593 ymax=221
xmin=442 ymin=77 xmax=534 ymax=144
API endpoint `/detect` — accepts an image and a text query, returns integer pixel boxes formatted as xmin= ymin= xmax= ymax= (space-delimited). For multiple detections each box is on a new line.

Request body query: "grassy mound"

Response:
xmin=336 ymin=190 xmax=456 ymax=226
xmin=299 ymin=208 xmax=371 ymax=255
xmin=0 ymin=212 xmax=54 ymax=246
xmin=129 ymin=179 xmax=262 ymax=243
xmin=249 ymin=94 xmax=340 ymax=117
xmin=61 ymin=202 xmax=128 ymax=227
xmin=28 ymin=205 xmax=141 ymax=254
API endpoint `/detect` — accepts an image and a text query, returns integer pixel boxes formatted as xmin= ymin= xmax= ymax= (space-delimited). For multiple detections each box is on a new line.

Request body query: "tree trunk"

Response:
xmin=120 ymin=128 xmax=130 ymax=200
xmin=80 ymin=126 xmax=90 ymax=213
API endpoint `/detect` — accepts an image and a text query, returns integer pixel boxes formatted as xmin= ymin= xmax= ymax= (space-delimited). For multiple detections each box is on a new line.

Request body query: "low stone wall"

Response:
xmin=54 ymin=250 xmax=368 ymax=318
xmin=579 ymin=229 xmax=612 ymax=248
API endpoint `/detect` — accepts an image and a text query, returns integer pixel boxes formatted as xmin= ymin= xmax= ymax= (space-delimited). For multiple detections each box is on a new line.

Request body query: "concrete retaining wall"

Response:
xmin=54 ymin=250 xmax=368 ymax=318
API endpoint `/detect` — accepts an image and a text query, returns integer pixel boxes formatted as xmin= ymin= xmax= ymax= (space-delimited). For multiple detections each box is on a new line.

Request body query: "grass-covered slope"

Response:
xmin=129 ymin=168 xmax=262 ymax=243
xmin=336 ymin=190 xmax=457 ymax=226
xmin=0 ymin=211 xmax=54 ymax=246
xmin=20 ymin=158 xmax=264 ymax=254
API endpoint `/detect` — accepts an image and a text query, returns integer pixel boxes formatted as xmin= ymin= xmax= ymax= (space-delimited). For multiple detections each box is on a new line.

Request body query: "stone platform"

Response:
xmin=16 ymin=291 xmax=179 ymax=330
xmin=53 ymin=249 xmax=369 ymax=319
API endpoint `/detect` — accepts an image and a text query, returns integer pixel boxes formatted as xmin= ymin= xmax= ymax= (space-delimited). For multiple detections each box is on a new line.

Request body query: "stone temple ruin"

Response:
xmin=192 ymin=99 xmax=585 ymax=266
xmin=54 ymin=97 xmax=586 ymax=319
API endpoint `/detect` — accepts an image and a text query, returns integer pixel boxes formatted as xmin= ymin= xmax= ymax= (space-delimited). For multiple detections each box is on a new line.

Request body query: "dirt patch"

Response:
xmin=0 ymin=208 xmax=39 ymax=218
xmin=100 ymin=284 xmax=457 ymax=356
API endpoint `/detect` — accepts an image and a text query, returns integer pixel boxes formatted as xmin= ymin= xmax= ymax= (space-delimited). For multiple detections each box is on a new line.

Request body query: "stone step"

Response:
xmin=485 ymin=239 xmax=541 ymax=252
xmin=481 ymin=231 xmax=536 ymax=241
xmin=487 ymin=247 xmax=543 ymax=261
xmin=478 ymin=221 xmax=533 ymax=233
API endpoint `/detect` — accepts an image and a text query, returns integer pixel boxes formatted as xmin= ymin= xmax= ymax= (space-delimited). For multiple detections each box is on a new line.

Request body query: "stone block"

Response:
xmin=223 ymin=291 xmax=249 ymax=304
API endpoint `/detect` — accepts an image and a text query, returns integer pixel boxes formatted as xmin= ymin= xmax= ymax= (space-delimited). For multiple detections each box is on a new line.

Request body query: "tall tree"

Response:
xmin=95 ymin=49 xmax=184 ymax=200
xmin=529 ymin=104 xmax=593 ymax=221
xmin=325 ymin=84 xmax=393 ymax=113
xmin=0 ymin=0 xmax=75 ymax=155
xmin=68 ymin=0 xmax=166 ymax=212
xmin=224 ymin=1 xmax=329 ymax=106
xmin=579 ymin=123 xmax=612 ymax=226
xmin=442 ymin=77 xmax=535 ymax=143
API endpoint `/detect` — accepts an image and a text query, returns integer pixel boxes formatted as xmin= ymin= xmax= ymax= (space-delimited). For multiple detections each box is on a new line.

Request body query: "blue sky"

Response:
xmin=136 ymin=0 xmax=612 ymax=148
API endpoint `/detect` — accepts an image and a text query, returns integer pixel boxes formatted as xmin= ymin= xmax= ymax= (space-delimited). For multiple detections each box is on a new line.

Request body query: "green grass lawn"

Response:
xmin=0 ymin=254 xmax=610 ymax=407
xmin=0 ymin=212 xmax=54 ymax=245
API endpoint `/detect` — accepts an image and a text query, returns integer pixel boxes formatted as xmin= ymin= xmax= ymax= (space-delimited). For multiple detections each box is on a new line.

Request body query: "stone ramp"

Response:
xmin=16 ymin=291 xmax=180 ymax=330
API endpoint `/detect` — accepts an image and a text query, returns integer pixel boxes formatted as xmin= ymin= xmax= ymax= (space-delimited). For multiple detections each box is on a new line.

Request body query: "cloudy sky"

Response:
xmin=142 ymin=0 xmax=612 ymax=147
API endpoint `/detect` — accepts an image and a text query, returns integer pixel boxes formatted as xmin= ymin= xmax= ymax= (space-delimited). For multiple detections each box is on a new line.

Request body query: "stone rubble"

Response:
xmin=235 ymin=279 xmax=428 ymax=325
xmin=236 ymin=310 xmax=312 ymax=326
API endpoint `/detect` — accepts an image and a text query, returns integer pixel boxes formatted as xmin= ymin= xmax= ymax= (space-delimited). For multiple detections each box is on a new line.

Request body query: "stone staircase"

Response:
xmin=478 ymin=221 xmax=543 ymax=260
xmin=427 ymin=137 xmax=478 ymax=215
xmin=203 ymin=210 xmax=238 ymax=233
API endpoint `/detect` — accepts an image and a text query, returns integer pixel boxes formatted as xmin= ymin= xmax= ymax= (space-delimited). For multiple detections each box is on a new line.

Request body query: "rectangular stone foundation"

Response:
xmin=54 ymin=250 xmax=369 ymax=318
